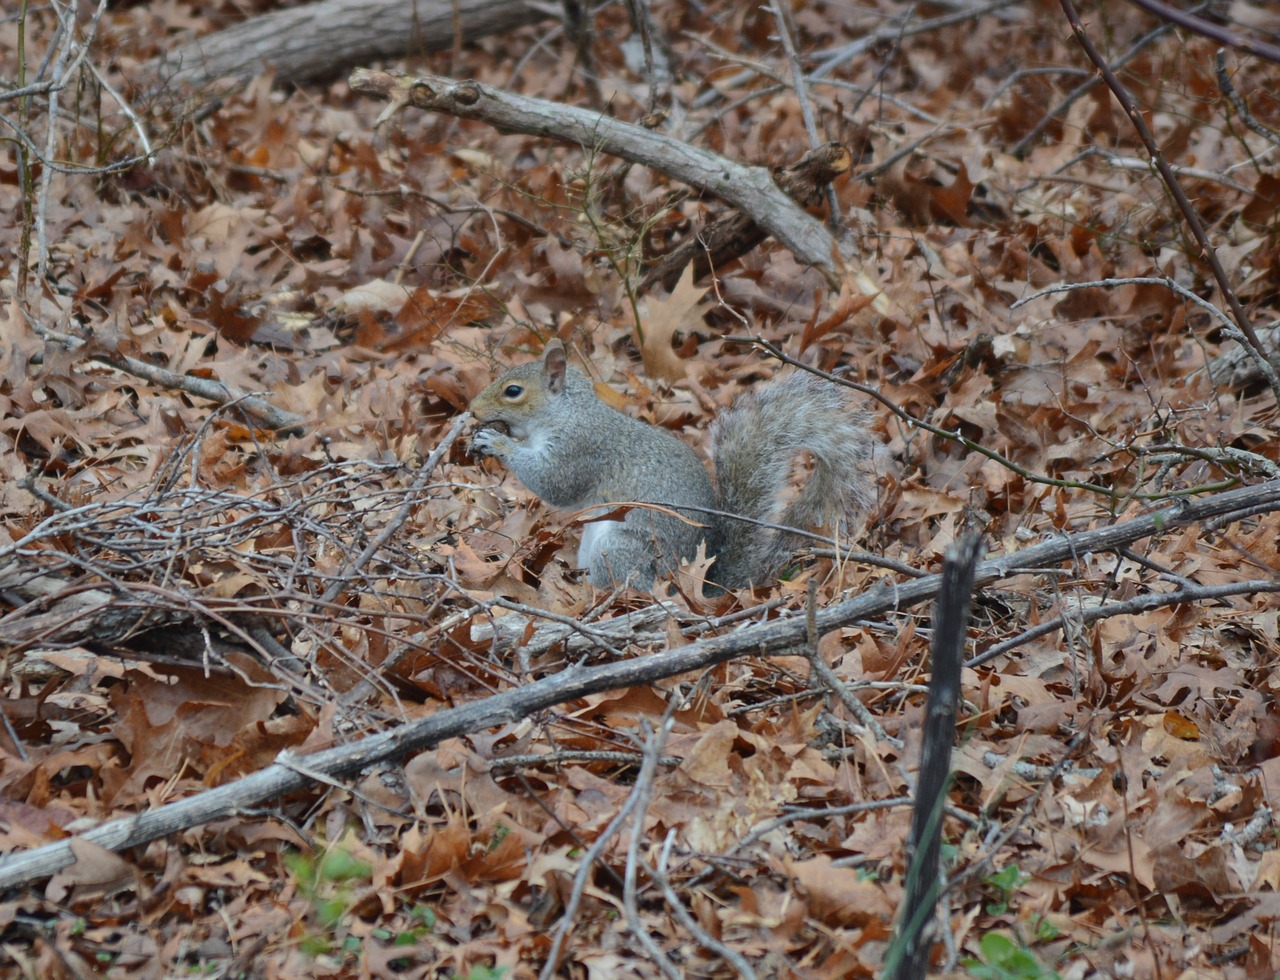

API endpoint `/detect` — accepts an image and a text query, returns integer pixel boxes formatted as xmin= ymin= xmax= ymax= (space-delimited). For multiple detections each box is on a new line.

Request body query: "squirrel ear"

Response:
xmin=543 ymin=340 xmax=568 ymax=394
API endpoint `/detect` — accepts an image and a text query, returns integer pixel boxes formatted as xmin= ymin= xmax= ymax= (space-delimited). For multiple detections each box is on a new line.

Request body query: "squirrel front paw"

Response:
xmin=469 ymin=425 xmax=514 ymax=461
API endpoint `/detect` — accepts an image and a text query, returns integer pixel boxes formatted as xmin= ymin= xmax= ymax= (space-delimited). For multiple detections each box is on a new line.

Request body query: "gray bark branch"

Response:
xmin=153 ymin=0 xmax=553 ymax=88
xmin=348 ymin=67 xmax=850 ymax=287
xmin=1 ymin=478 xmax=1277 ymax=890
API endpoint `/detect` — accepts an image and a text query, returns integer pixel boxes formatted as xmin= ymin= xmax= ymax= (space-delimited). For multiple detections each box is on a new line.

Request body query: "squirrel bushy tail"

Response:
xmin=708 ymin=371 xmax=875 ymax=588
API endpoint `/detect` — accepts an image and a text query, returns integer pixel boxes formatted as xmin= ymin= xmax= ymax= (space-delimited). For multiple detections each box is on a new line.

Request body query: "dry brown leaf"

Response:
xmin=637 ymin=264 xmax=708 ymax=382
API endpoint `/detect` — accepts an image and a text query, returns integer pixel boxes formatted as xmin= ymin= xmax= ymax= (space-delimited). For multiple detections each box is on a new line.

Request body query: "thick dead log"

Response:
xmin=153 ymin=0 xmax=554 ymax=89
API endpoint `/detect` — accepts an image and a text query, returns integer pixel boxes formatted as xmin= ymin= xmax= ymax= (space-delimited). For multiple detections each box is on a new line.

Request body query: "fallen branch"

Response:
xmin=348 ymin=67 xmax=855 ymax=290
xmin=0 ymin=562 xmax=166 ymax=651
xmin=152 ymin=0 xmax=554 ymax=88
xmin=92 ymin=351 xmax=305 ymax=434
xmin=31 ymin=322 xmax=305 ymax=433
xmin=640 ymin=142 xmax=852 ymax=292
xmin=1 ymin=477 xmax=1277 ymax=889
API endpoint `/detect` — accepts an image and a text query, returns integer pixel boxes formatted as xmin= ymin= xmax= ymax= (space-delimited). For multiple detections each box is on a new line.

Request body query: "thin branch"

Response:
xmin=769 ymin=0 xmax=841 ymax=229
xmin=805 ymin=581 xmax=898 ymax=746
xmin=645 ymin=842 xmax=758 ymax=979
xmin=965 ymin=579 xmax=1280 ymax=670
xmin=1058 ymin=0 xmax=1280 ymax=402
xmin=888 ymin=534 xmax=982 ymax=980
xmin=621 ymin=718 xmax=681 ymax=980
xmin=687 ymin=796 xmax=914 ymax=889
xmin=1124 ymin=0 xmax=1280 ymax=63
xmin=2 ymin=478 xmax=1279 ymax=890
xmin=744 ymin=336 xmax=1236 ymax=502
xmin=541 ymin=712 xmax=677 ymax=980
xmin=1011 ymin=275 xmax=1280 ymax=396
xmin=1009 ymin=16 xmax=1174 ymax=158
xmin=489 ymin=749 xmax=681 ymax=770
xmin=1215 ymin=49 xmax=1280 ymax=150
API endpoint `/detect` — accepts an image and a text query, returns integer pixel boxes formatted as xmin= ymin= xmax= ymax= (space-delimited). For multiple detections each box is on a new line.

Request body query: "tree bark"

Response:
xmin=153 ymin=0 xmax=554 ymax=88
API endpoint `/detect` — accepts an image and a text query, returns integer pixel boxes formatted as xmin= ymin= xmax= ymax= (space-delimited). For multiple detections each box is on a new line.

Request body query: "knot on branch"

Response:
xmin=410 ymin=81 xmax=438 ymax=105
xmin=453 ymin=81 xmax=481 ymax=106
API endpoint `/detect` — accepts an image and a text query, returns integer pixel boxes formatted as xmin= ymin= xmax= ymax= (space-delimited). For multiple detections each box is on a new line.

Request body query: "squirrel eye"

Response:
xmin=502 ymin=384 xmax=524 ymax=399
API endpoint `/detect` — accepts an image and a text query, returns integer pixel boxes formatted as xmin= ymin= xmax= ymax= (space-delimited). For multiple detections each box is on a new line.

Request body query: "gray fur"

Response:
xmin=470 ymin=344 xmax=874 ymax=591
xmin=708 ymin=371 xmax=875 ymax=587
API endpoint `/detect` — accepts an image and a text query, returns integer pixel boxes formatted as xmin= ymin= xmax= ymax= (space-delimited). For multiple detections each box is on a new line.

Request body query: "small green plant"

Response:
xmin=983 ymin=864 xmax=1028 ymax=915
xmin=1031 ymin=914 xmax=1060 ymax=943
xmin=284 ymin=841 xmax=374 ymax=956
xmin=375 ymin=903 xmax=437 ymax=949
xmin=964 ymin=933 xmax=1061 ymax=980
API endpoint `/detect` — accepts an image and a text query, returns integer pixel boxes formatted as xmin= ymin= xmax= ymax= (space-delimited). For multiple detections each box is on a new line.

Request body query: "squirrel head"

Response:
xmin=469 ymin=339 xmax=572 ymax=440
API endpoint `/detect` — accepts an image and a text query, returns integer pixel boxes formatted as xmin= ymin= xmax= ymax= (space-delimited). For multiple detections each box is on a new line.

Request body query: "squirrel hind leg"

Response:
xmin=580 ymin=520 xmax=660 ymax=590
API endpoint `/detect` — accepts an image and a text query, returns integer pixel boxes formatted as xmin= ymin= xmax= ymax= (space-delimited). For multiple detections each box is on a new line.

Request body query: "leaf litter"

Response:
xmin=1 ymin=1 xmax=1279 ymax=977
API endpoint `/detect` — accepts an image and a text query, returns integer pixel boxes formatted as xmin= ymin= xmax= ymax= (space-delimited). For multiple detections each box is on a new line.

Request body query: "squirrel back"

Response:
xmin=469 ymin=340 xmax=874 ymax=591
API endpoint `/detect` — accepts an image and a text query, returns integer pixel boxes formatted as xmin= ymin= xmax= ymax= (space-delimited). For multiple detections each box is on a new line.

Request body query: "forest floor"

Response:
xmin=2 ymin=0 xmax=1280 ymax=977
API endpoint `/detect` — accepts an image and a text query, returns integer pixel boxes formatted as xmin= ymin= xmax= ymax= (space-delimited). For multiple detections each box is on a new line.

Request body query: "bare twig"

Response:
xmin=1124 ymin=0 xmax=1280 ymax=63
xmin=1011 ymin=275 xmax=1280 ymax=396
xmin=1009 ymin=16 xmax=1174 ymax=158
xmin=964 ymin=579 xmax=1280 ymax=670
xmin=1215 ymin=50 xmax=1280 ymax=150
xmin=806 ymin=581 xmax=898 ymax=746
xmin=745 ymin=336 xmax=1237 ymax=501
xmin=625 ymin=0 xmax=669 ymax=118
xmin=769 ymin=0 xmax=841 ymax=229
xmin=687 ymin=796 xmax=914 ymax=889
xmin=621 ymin=718 xmax=680 ymax=980
xmin=489 ymin=749 xmax=681 ymax=770
xmin=645 ymin=837 xmax=758 ymax=979
xmin=3 ymin=479 xmax=1278 ymax=889
xmin=1058 ymin=0 xmax=1280 ymax=403
xmin=541 ymin=711 xmax=678 ymax=980
xmin=887 ymin=534 xmax=982 ymax=980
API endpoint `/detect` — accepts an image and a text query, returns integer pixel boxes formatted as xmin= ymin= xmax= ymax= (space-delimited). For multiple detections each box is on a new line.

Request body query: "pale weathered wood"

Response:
xmin=349 ymin=68 xmax=849 ymax=287
xmin=154 ymin=0 xmax=553 ymax=88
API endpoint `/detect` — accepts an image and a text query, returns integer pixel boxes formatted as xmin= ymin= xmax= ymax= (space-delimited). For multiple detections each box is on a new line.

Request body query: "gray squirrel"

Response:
xmin=468 ymin=339 xmax=875 ymax=590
